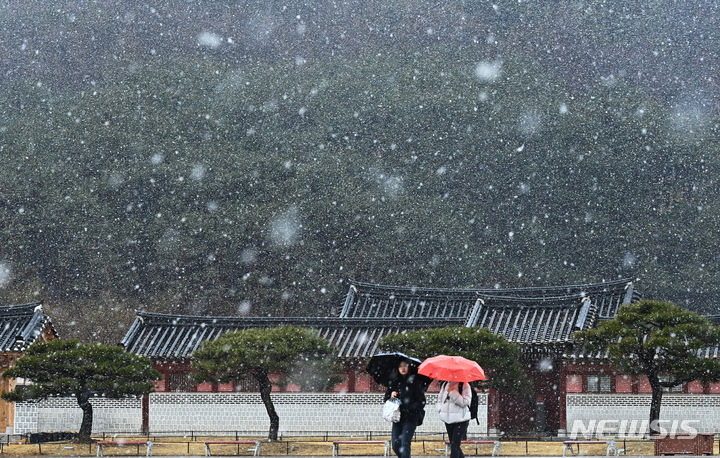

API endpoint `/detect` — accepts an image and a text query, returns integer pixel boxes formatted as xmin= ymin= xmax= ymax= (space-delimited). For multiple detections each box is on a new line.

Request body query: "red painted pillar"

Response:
xmin=487 ymin=388 xmax=500 ymax=432
xmin=347 ymin=367 xmax=357 ymax=393
xmin=558 ymin=364 xmax=567 ymax=431
xmin=142 ymin=393 xmax=150 ymax=434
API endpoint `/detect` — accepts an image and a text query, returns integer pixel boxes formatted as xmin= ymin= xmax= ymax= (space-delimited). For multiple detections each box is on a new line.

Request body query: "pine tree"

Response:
xmin=575 ymin=300 xmax=720 ymax=434
xmin=191 ymin=326 xmax=342 ymax=440
xmin=2 ymin=340 xmax=159 ymax=441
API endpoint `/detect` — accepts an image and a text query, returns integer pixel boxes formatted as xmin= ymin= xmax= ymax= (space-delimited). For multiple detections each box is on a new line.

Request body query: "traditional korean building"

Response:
xmin=0 ymin=302 xmax=57 ymax=432
xmin=120 ymin=278 xmax=650 ymax=435
xmin=335 ymin=279 xmax=638 ymax=435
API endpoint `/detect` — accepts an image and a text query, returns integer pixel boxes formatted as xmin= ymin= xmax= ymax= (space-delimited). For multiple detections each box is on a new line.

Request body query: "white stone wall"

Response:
xmin=14 ymin=397 xmax=142 ymax=434
xmin=13 ymin=393 xmax=488 ymax=435
xmin=149 ymin=392 xmax=488 ymax=436
xmin=14 ymin=402 xmax=38 ymax=434
xmin=566 ymin=394 xmax=720 ymax=436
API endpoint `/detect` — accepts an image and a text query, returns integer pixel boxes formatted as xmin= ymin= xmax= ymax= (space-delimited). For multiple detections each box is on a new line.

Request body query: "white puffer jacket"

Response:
xmin=436 ymin=381 xmax=471 ymax=424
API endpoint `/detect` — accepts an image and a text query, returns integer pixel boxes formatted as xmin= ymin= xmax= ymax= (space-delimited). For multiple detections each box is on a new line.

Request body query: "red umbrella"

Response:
xmin=417 ymin=355 xmax=487 ymax=382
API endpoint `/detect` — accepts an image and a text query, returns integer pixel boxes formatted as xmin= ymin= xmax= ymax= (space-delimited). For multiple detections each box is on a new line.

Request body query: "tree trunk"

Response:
xmin=256 ymin=370 xmax=280 ymax=441
xmin=76 ymin=393 xmax=93 ymax=441
xmin=648 ymin=374 xmax=663 ymax=436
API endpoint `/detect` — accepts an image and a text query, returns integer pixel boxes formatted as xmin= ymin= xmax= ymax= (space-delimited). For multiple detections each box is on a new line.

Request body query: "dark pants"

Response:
xmin=391 ymin=419 xmax=417 ymax=458
xmin=445 ymin=421 xmax=469 ymax=458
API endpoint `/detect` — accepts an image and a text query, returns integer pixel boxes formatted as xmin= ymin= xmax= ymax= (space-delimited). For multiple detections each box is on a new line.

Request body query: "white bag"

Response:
xmin=383 ymin=398 xmax=401 ymax=423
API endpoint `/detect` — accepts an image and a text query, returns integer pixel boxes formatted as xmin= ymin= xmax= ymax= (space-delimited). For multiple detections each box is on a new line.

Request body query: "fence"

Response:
xmin=3 ymin=431 xmax=719 ymax=456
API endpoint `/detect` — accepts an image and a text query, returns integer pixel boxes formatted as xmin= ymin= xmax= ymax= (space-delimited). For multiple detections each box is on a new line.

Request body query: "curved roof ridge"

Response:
xmin=135 ymin=311 xmax=464 ymax=324
xmin=349 ymin=278 xmax=633 ymax=295
xmin=0 ymin=301 xmax=42 ymax=314
xmin=477 ymin=293 xmax=592 ymax=304
xmin=0 ymin=301 xmax=55 ymax=352
xmin=136 ymin=311 xmax=339 ymax=322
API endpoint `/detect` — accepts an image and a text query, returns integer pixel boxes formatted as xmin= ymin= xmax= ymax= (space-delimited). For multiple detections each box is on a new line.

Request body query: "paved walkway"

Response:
xmin=1 ymin=456 xmax=683 ymax=458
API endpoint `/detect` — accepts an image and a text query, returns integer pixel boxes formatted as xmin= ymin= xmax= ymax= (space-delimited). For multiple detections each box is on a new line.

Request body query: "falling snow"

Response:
xmin=0 ymin=0 xmax=716 ymax=345
xmin=0 ymin=263 xmax=10 ymax=289
xmin=269 ymin=207 xmax=301 ymax=247
xmin=197 ymin=31 xmax=223 ymax=49
xmin=474 ymin=61 xmax=502 ymax=82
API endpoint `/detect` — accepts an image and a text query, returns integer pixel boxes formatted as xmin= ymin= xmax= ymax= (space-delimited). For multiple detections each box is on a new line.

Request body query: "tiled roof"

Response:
xmin=121 ymin=312 xmax=464 ymax=360
xmin=0 ymin=302 xmax=56 ymax=352
xmin=341 ymin=279 xmax=636 ymax=320
xmin=565 ymin=314 xmax=720 ymax=360
xmin=340 ymin=283 xmax=478 ymax=319
xmin=565 ymin=344 xmax=720 ymax=361
xmin=122 ymin=279 xmax=638 ymax=360
xmin=466 ymin=295 xmax=598 ymax=344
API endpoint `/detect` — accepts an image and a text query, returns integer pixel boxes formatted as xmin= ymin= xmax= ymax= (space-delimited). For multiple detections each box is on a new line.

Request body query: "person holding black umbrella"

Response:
xmin=367 ymin=352 xmax=423 ymax=386
xmin=383 ymin=360 xmax=427 ymax=458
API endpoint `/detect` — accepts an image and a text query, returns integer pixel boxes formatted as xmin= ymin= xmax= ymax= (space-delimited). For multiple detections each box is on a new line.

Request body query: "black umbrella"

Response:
xmin=366 ymin=352 xmax=423 ymax=386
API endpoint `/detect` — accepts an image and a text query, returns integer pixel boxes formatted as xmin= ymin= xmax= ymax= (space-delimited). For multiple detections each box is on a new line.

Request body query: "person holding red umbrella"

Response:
xmin=418 ymin=355 xmax=487 ymax=458
xmin=437 ymin=380 xmax=472 ymax=458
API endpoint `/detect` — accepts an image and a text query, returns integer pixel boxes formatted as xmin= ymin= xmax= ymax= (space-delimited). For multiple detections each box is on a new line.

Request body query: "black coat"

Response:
xmin=384 ymin=373 xmax=427 ymax=426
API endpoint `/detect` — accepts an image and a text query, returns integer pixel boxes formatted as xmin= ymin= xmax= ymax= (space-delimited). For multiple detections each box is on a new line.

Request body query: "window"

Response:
xmin=659 ymin=375 xmax=683 ymax=392
xmin=600 ymin=375 xmax=612 ymax=392
xmin=586 ymin=375 xmax=612 ymax=393
xmin=234 ymin=376 xmax=261 ymax=392
xmin=166 ymin=373 xmax=194 ymax=392
xmin=586 ymin=376 xmax=599 ymax=392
